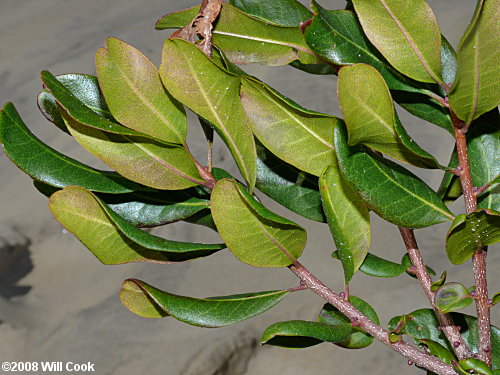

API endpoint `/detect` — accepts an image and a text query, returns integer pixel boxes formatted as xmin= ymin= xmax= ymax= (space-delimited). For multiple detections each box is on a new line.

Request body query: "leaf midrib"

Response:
xmin=180 ymin=48 xmax=251 ymax=182
xmin=367 ymin=156 xmax=454 ymax=220
xmin=258 ymin=86 xmax=335 ymax=150
xmin=108 ymin=59 xmax=185 ymax=143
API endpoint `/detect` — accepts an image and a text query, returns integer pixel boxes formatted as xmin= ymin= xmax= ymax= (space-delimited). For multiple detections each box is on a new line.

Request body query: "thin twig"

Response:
xmin=398 ymin=227 xmax=472 ymax=359
xmin=451 ymin=110 xmax=491 ymax=366
xmin=289 ymin=262 xmax=457 ymax=375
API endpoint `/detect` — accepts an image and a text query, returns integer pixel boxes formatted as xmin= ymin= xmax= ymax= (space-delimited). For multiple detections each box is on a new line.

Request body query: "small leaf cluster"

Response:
xmin=0 ymin=0 xmax=498 ymax=373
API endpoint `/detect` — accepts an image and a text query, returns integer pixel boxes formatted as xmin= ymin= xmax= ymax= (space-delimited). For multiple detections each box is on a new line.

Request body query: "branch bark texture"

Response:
xmin=398 ymin=227 xmax=472 ymax=359
xmin=289 ymin=262 xmax=458 ymax=375
xmin=451 ymin=111 xmax=491 ymax=366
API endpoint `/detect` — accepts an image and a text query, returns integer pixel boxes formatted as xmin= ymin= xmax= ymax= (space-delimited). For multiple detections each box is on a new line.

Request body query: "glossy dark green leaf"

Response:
xmin=305 ymin=3 xmax=425 ymax=93
xmin=37 ymin=90 xmax=68 ymax=134
xmin=446 ymin=209 xmax=500 ymax=265
xmin=334 ymin=121 xmax=455 ymax=228
xmin=211 ymin=179 xmax=307 ymax=267
xmin=332 ymin=251 xmax=406 ymax=278
xmin=261 ymin=320 xmax=352 ymax=348
xmin=156 ymin=4 xmax=321 ymax=66
xmin=418 ymin=339 xmax=456 ymax=365
xmin=449 ymin=0 xmax=500 ymax=124
xmin=457 ymin=359 xmax=494 ymax=375
xmin=240 ymin=76 xmax=337 ymax=177
xmin=229 ymin=0 xmax=312 ymax=26
xmin=160 ymin=39 xmax=256 ymax=190
xmin=0 ymin=103 xmax=143 ymax=193
xmin=37 ymin=73 xmax=116 ymax=134
xmin=440 ymin=36 xmax=458 ymax=86
xmin=435 ymin=282 xmax=473 ymax=313
xmin=320 ymin=163 xmax=370 ymax=282
xmin=49 ymin=186 xmax=224 ymax=264
xmin=468 ymin=114 xmax=500 ymax=211
xmin=430 ymin=271 xmax=447 ymax=292
xmin=96 ymin=38 xmax=186 ymax=144
xmin=41 ymin=71 xmax=163 ymax=142
xmin=318 ymin=296 xmax=379 ymax=349
xmin=338 ymin=64 xmax=441 ymax=169
xmin=437 ymin=151 xmax=463 ymax=206
xmin=34 ymin=180 xmax=211 ymax=228
xmin=255 ymin=141 xmax=326 ymax=222
xmin=62 ymin=111 xmax=204 ymax=190
xmin=352 ymin=0 xmax=443 ymax=84
xmin=393 ymin=91 xmax=453 ymax=135
xmin=120 ymin=278 xmax=288 ymax=326
xmin=388 ymin=309 xmax=500 ymax=369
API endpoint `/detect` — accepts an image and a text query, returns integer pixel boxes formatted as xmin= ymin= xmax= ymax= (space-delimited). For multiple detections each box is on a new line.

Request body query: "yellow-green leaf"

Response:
xmin=96 ymin=38 xmax=186 ymax=144
xmin=211 ymin=179 xmax=306 ymax=267
xmin=62 ymin=111 xmax=203 ymax=190
xmin=320 ymin=162 xmax=370 ymax=282
xmin=49 ymin=186 xmax=223 ymax=265
xmin=240 ymin=76 xmax=337 ymax=176
xmin=160 ymin=39 xmax=256 ymax=190
xmin=352 ymin=0 xmax=442 ymax=83
xmin=338 ymin=64 xmax=441 ymax=169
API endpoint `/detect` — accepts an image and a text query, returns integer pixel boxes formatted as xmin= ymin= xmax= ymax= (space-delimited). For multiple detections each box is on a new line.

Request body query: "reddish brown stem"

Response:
xmin=289 ymin=262 xmax=457 ymax=375
xmin=451 ymin=111 xmax=491 ymax=366
xmin=398 ymin=227 xmax=472 ymax=359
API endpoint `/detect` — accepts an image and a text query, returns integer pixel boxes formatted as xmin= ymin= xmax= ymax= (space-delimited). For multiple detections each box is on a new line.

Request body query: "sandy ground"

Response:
xmin=0 ymin=1 xmax=497 ymax=374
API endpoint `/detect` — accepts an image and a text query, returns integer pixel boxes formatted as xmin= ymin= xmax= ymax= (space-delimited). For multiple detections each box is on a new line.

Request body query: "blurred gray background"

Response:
xmin=0 ymin=1 xmax=497 ymax=374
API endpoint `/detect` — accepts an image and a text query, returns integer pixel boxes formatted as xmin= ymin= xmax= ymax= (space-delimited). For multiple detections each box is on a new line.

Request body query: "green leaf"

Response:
xmin=446 ymin=209 xmax=500 ymax=265
xmin=431 ymin=271 xmax=447 ymax=292
xmin=49 ymin=186 xmax=224 ymax=265
xmin=440 ymin=35 xmax=458 ymax=87
xmin=304 ymin=4 xmax=424 ymax=93
xmin=120 ymin=278 xmax=288 ymax=326
xmin=37 ymin=90 xmax=68 ymax=134
xmin=418 ymin=339 xmax=456 ymax=365
xmin=457 ymin=359 xmax=494 ymax=375
xmin=211 ymin=179 xmax=306 ymax=267
xmin=338 ymin=64 xmax=441 ymax=169
xmin=318 ymin=296 xmax=379 ymax=349
xmin=392 ymin=91 xmax=453 ymax=135
xmin=255 ymin=141 xmax=326 ymax=222
xmin=261 ymin=320 xmax=352 ymax=348
xmin=351 ymin=0 xmax=442 ymax=83
xmin=37 ymin=73 xmax=116 ymax=135
xmin=332 ymin=251 xmax=406 ymax=278
xmin=229 ymin=0 xmax=312 ymax=26
xmin=388 ymin=309 xmax=500 ymax=369
xmin=240 ymin=76 xmax=337 ymax=177
xmin=156 ymin=4 xmax=321 ymax=66
xmin=41 ymin=71 xmax=164 ymax=142
xmin=435 ymin=282 xmax=473 ymax=313
xmin=492 ymin=292 xmax=500 ymax=306
xmin=96 ymin=38 xmax=186 ymax=145
xmin=334 ymin=121 xmax=455 ymax=228
xmin=449 ymin=0 xmax=500 ymax=124
xmin=34 ymin=180 xmax=212 ymax=228
xmin=160 ymin=39 xmax=256 ymax=190
xmin=0 ymin=103 xmax=143 ymax=193
xmin=320 ymin=162 xmax=370 ymax=282
xmin=467 ymin=113 xmax=500 ymax=211
xmin=62 ymin=111 xmax=204 ymax=190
